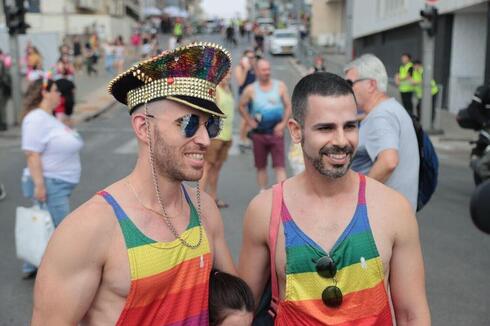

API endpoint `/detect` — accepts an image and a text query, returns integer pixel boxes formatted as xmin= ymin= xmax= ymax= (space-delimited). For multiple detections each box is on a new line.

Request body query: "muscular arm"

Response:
xmin=238 ymin=192 xmax=271 ymax=308
xmin=389 ymin=198 xmax=431 ymax=325
xmin=25 ymin=151 xmax=46 ymax=202
xmin=239 ymin=85 xmax=257 ymax=128
xmin=200 ymin=191 xmax=236 ymax=275
xmin=32 ymin=201 xmax=111 ymax=325
xmin=235 ymin=65 xmax=246 ymax=86
xmin=368 ymin=149 xmax=399 ymax=183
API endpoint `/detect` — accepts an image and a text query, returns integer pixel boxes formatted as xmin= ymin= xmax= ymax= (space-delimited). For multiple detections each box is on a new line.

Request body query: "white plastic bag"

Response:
xmin=15 ymin=205 xmax=54 ymax=267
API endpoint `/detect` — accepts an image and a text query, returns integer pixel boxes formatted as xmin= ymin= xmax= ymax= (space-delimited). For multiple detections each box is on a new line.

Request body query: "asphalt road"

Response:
xmin=0 ymin=34 xmax=489 ymax=325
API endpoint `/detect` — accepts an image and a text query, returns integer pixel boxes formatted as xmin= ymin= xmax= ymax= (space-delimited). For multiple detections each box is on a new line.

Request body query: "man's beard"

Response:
xmin=303 ymin=142 xmax=354 ymax=179
xmin=153 ymin=126 xmax=201 ymax=182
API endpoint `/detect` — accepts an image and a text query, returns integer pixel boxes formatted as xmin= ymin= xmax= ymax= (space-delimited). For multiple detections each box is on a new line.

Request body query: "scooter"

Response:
xmin=456 ymin=85 xmax=490 ymax=234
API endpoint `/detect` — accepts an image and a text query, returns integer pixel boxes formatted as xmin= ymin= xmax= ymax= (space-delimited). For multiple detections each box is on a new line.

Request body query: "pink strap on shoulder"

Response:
xmin=268 ymin=182 xmax=283 ymax=315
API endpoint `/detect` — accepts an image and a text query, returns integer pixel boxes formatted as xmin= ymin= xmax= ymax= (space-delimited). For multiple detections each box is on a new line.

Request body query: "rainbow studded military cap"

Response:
xmin=108 ymin=42 xmax=231 ymax=117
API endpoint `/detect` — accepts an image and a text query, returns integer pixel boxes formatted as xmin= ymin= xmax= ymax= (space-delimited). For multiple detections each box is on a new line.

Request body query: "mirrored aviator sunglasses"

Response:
xmin=313 ymin=256 xmax=343 ymax=308
xmin=177 ymin=114 xmax=222 ymax=139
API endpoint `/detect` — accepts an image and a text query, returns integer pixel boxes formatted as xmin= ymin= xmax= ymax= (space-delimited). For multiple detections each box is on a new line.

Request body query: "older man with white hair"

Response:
xmin=344 ymin=54 xmax=419 ymax=211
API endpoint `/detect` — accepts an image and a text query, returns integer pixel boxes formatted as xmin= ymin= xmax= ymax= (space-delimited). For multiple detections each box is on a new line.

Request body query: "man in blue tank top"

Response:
xmin=239 ymin=58 xmax=292 ymax=191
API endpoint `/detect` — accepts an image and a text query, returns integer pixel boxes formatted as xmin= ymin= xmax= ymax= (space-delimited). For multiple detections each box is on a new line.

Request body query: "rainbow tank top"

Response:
xmin=275 ymin=174 xmax=393 ymax=325
xmin=98 ymin=186 xmax=211 ymax=325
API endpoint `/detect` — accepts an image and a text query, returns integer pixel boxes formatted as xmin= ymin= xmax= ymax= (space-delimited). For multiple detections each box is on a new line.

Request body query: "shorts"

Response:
xmin=251 ymin=133 xmax=285 ymax=169
xmin=205 ymin=139 xmax=232 ymax=164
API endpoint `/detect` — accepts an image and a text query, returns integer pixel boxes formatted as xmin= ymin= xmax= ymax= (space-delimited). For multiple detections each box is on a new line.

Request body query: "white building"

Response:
xmin=23 ymin=0 xmax=141 ymax=42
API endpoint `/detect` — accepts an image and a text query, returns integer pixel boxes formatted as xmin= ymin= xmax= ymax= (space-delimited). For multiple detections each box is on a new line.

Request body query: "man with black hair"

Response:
xmin=239 ymin=72 xmax=430 ymax=325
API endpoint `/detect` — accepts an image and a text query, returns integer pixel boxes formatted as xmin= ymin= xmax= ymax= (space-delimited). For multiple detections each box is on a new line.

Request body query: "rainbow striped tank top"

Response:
xmin=98 ymin=186 xmax=211 ymax=325
xmin=275 ymin=174 xmax=393 ymax=325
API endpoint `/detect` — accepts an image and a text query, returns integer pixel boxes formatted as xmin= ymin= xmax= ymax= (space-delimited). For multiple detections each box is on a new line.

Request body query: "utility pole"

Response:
xmin=419 ymin=2 xmax=438 ymax=131
xmin=2 ymin=0 xmax=29 ymax=127
xmin=344 ymin=0 xmax=353 ymax=61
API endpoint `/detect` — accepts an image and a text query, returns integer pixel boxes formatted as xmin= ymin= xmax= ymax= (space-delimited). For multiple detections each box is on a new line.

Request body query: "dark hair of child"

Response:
xmin=209 ymin=269 xmax=255 ymax=326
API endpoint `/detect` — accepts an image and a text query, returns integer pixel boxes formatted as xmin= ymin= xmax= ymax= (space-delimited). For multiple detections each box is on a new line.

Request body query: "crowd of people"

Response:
xmin=0 ymin=15 xmax=439 ymax=324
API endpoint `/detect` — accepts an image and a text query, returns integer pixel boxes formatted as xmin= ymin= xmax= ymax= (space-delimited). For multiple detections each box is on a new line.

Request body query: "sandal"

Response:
xmin=215 ymin=199 xmax=229 ymax=209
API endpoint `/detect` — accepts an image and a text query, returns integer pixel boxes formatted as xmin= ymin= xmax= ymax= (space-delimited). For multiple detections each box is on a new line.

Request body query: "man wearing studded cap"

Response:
xmin=32 ymin=43 xmax=236 ymax=325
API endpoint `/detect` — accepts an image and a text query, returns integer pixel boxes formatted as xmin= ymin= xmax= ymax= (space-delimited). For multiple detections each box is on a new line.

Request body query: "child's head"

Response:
xmin=209 ymin=269 xmax=255 ymax=326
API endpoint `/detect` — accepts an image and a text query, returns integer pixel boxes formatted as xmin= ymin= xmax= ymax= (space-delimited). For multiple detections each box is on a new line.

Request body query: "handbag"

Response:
xmin=15 ymin=204 xmax=55 ymax=267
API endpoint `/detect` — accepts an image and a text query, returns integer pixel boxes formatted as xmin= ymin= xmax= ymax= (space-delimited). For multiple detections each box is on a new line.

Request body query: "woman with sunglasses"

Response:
xmin=20 ymin=78 xmax=84 ymax=279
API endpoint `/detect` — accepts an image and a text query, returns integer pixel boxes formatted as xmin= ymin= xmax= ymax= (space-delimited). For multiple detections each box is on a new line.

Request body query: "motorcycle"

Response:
xmin=456 ymin=85 xmax=490 ymax=234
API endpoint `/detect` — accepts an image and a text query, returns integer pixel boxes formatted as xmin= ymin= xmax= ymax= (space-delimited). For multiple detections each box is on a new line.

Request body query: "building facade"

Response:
xmin=352 ymin=0 xmax=489 ymax=113
xmin=20 ymin=0 xmax=141 ymax=42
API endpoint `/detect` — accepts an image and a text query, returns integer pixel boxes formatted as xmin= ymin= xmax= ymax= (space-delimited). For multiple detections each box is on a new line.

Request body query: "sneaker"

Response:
xmin=0 ymin=184 xmax=6 ymax=201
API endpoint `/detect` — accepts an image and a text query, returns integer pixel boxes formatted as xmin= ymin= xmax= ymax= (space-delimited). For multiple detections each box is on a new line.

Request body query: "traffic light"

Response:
xmin=5 ymin=0 xmax=30 ymax=35
xmin=420 ymin=6 xmax=438 ymax=37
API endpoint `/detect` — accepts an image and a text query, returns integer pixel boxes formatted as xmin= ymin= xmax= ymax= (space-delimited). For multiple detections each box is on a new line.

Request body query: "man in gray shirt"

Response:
xmin=344 ymin=54 xmax=419 ymax=211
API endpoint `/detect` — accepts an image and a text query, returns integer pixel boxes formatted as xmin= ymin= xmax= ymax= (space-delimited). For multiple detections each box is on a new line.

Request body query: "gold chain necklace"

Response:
xmin=142 ymin=103 xmax=203 ymax=249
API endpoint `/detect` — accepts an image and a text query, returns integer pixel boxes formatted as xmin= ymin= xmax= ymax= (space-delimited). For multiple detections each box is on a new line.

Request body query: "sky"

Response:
xmin=201 ymin=0 xmax=246 ymax=19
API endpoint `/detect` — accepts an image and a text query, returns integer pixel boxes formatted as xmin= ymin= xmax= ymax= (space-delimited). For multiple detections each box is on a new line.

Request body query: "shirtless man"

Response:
xmin=239 ymin=72 xmax=430 ymax=325
xmin=32 ymin=43 xmax=236 ymax=325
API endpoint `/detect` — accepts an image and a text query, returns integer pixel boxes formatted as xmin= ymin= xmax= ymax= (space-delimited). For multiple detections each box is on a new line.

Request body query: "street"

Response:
xmin=0 ymin=34 xmax=489 ymax=325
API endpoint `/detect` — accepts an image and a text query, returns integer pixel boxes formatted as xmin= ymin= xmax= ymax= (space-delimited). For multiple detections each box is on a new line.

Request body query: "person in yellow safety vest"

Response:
xmin=173 ymin=19 xmax=184 ymax=44
xmin=395 ymin=53 xmax=415 ymax=115
xmin=411 ymin=60 xmax=439 ymax=122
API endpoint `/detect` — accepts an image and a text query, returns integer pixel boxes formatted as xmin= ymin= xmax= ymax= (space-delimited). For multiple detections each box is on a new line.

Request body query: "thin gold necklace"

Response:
xmin=125 ymin=178 xmax=180 ymax=219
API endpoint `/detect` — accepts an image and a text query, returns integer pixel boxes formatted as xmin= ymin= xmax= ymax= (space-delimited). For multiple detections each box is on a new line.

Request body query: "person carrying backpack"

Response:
xmin=345 ymin=54 xmax=420 ymax=211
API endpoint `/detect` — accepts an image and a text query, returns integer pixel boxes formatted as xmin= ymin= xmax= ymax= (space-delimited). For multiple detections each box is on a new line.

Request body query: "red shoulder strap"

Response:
xmin=268 ymin=182 xmax=283 ymax=314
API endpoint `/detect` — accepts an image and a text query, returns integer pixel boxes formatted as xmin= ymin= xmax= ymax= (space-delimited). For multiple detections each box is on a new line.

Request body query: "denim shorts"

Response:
xmin=21 ymin=175 xmax=77 ymax=227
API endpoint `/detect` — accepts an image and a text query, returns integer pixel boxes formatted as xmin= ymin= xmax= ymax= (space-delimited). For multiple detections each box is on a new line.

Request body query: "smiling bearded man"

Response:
xmin=32 ymin=43 xmax=236 ymax=325
xmin=239 ymin=72 xmax=430 ymax=325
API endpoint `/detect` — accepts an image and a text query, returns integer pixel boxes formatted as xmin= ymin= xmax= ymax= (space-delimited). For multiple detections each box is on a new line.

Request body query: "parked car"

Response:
xmin=269 ymin=29 xmax=298 ymax=55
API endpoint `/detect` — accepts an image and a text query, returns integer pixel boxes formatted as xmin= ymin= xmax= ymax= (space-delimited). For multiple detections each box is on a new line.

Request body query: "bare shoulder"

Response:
xmin=183 ymin=185 xmax=221 ymax=231
xmin=42 ymin=193 xmax=119 ymax=269
xmin=364 ymin=176 xmax=416 ymax=231
xmin=59 ymin=194 xmax=118 ymax=237
xmin=243 ymin=188 xmax=273 ymax=240
xmin=242 ymin=83 xmax=254 ymax=97
xmin=278 ymin=80 xmax=288 ymax=91
xmin=53 ymin=193 xmax=118 ymax=250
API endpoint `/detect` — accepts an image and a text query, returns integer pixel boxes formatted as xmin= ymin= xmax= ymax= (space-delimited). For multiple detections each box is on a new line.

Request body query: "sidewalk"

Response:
xmin=0 ymin=59 xmax=120 ymax=141
xmin=289 ymin=48 xmax=477 ymax=157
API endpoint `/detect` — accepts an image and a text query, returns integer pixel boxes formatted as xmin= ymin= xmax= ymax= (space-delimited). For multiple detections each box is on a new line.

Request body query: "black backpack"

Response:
xmin=411 ymin=116 xmax=439 ymax=211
